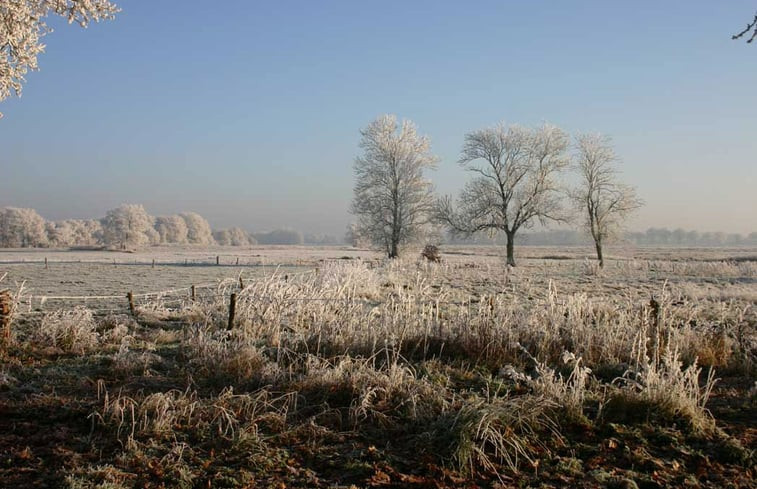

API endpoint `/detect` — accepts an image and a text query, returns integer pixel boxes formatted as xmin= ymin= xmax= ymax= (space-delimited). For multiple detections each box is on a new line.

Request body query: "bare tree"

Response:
xmin=101 ymin=204 xmax=154 ymax=249
xmin=0 ymin=0 xmax=119 ymax=117
xmin=572 ymin=134 xmax=642 ymax=267
xmin=351 ymin=115 xmax=438 ymax=258
xmin=437 ymin=123 xmax=569 ymax=266
xmin=732 ymin=11 xmax=757 ymax=43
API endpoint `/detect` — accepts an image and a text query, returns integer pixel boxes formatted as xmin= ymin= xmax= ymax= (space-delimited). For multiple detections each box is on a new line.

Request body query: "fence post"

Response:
xmin=0 ymin=290 xmax=13 ymax=350
xmin=236 ymin=257 xmax=239 ymax=266
xmin=152 ymin=259 xmax=155 ymax=269
xmin=216 ymin=256 xmax=220 ymax=266
xmin=227 ymin=293 xmax=237 ymax=330
xmin=127 ymin=291 xmax=135 ymax=316
xmin=191 ymin=285 xmax=196 ymax=302
xmin=45 ymin=257 xmax=48 ymax=270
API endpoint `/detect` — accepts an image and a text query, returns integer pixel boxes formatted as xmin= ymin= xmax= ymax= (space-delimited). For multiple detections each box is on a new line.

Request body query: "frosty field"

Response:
xmin=0 ymin=245 xmax=755 ymax=488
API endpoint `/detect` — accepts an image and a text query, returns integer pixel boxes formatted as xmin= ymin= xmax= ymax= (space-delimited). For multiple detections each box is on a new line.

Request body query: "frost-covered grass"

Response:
xmin=1 ymin=248 xmax=755 ymax=488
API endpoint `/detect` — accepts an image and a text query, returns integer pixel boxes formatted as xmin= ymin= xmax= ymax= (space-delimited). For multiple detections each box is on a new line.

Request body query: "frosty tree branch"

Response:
xmin=0 ymin=0 xmax=119 ymax=117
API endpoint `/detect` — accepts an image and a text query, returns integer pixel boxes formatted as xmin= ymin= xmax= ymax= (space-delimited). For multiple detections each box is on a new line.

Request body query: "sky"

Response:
xmin=1 ymin=0 xmax=756 ymax=236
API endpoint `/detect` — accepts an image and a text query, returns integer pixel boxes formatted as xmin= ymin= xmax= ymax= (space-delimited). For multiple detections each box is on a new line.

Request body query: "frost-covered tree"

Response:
xmin=180 ymin=212 xmax=215 ymax=245
xmin=351 ymin=114 xmax=438 ymax=258
xmin=437 ymin=123 xmax=570 ymax=266
xmin=73 ymin=219 xmax=103 ymax=245
xmin=572 ymin=134 xmax=642 ymax=267
xmin=0 ymin=206 xmax=48 ymax=247
xmin=144 ymin=226 xmax=160 ymax=246
xmin=45 ymin=220 xmax=75 ymax=247
xmin=101 ymin=204 xmax=153 ymax=249
xmin=154 ymin=215 xmax=189 ymax=244
xmin=47 ymin=219 xmax=102 ymax=246
xmin=0 ymin=0 xmax=119 ymax=117
xmin=213 ymin=227 xmax=254 ymax=246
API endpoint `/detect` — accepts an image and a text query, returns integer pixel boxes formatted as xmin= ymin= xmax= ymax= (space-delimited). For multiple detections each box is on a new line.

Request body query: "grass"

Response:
xmin=0 ymin=249 xmax=755 ymax=487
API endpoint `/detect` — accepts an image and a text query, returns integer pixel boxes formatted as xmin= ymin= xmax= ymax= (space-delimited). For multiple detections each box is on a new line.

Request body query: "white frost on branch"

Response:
xmin=350 ymin=114 xmax=438 ymax=258
xmin=0 ymin=0 xmax=118 ymax=116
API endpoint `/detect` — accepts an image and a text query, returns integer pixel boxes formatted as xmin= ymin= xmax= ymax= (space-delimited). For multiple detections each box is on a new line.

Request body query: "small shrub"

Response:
xmin=34 ymin=307 xmax=99 ymax=354
xmin=421 ymin=244 xmax=442 ymax=263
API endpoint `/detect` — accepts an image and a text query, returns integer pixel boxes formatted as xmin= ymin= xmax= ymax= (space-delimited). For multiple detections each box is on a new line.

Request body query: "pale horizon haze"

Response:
xmin=1 ymin=1 xmax=756 ymax=236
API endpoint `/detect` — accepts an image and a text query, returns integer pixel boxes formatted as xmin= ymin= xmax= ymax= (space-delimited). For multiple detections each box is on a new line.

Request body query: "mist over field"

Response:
xmin=1 ymin=2 xmax=755 ymax=488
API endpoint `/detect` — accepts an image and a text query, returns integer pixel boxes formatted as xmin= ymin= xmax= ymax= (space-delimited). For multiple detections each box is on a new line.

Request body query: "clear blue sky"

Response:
xmin=1 ymin=0 xmax=756 ymax=235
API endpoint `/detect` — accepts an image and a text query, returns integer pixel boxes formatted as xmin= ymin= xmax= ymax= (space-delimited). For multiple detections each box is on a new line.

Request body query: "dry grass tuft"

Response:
xmin=34 ymin=306 xmax=99 ymax=353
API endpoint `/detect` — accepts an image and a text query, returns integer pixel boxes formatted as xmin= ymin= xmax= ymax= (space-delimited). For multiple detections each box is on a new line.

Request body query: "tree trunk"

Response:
xmin=505 ymin=231 xmax=516 ymax=266
xmin=389 ymin=240 xmax=399 ymax=259
xmin=595 ymin=239 xmax=604 ymax=268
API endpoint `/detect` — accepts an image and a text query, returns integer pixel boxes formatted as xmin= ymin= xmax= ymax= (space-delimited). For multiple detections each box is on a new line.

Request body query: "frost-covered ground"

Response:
xmin=1 ymin=244 xmax=755 ymax=302
xmin=0 ymin=245 xmax=755 ymax=488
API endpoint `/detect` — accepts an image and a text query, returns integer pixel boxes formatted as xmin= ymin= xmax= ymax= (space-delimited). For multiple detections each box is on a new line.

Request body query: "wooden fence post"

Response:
xmin=236 ymin=257 xmax=239 ymax=266
xmin=216 ymin=256 xmax=220 ymax=266
xmin=239 ymin=276 xmax=244 ymax=289
xmin=0 ymin=290 xmax=13 ymax=350
xmin=227 ymin=293 xmax=237 ymax=330
xmin=45 ymin=257 xmax=48 ymax=270
xmin=191 ymin=285 xmax=196 ymax=302
xmin=152 ymin=259 xmax=155 ymax=269
xmin=127 ymin=291 xmax=135 ymax=316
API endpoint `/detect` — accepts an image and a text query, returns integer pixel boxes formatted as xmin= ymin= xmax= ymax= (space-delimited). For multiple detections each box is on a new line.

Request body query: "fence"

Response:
xmin=11 ymin=267 xmax=323 ymax=320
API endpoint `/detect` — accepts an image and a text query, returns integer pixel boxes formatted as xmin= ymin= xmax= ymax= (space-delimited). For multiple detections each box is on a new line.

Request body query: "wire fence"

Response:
xmin=5 ymin=263 xmax=637 ymax=325
xmin=10 ymin=268 xmax=324 ymax=318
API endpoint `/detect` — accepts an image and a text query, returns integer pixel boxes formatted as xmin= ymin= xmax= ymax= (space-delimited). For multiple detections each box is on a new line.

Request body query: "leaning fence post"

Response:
xmin=239 ymin=276 xmax=244 ymax=289
xmin=127 ymin=291 xmax=135 ymax=316
xmin=0 ymin=290 xmax=14 ymax=350
xmin=227 ymin=293 xmax=237 ymax=330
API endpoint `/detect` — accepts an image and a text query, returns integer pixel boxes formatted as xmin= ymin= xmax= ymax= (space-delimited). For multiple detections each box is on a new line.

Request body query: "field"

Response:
xmin=0 ymin=245 xmax=755 ymax=488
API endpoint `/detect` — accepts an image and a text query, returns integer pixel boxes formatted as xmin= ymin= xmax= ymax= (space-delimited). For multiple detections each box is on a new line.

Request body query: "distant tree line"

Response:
xmin=625 ymin=228 xmax=757 ymax=247
xmin=0 ymin=205 xmax=339 ymax=250
xmin=442 ymin=228 xmax=757 ymax=247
